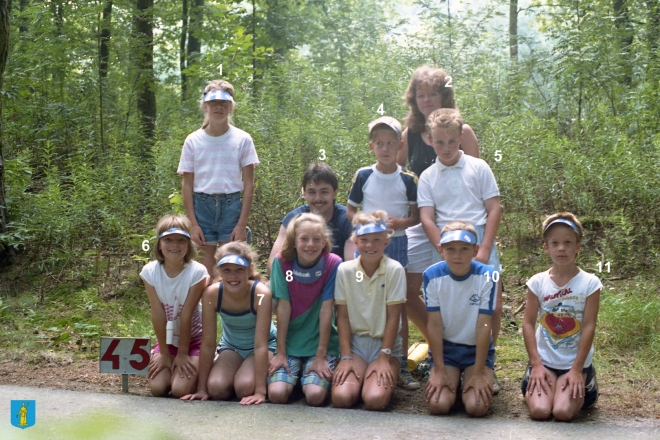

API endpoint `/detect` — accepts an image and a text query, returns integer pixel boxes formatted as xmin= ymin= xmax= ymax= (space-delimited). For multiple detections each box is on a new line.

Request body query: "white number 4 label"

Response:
xmin=376 ymin=103 xmax=384 ymax=115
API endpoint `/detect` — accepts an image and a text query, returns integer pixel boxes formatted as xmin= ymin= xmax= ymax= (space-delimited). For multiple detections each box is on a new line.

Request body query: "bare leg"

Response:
xmin=148 ymin=352 xmax=172 ymax=397
xmin=171 ymin=355 xmax=200 ymax=398
xmin=200 ymin=243 xmax=222 ymax=278
xmin=331 ymin=354 xmax=367 ymax=409
xmin=361 ymin=357 xmax=400 ymax=411
xmin=207 ymin=350 xmax=243 ymax=400
xmin=405 ymin=272 xmax=430 ymax=341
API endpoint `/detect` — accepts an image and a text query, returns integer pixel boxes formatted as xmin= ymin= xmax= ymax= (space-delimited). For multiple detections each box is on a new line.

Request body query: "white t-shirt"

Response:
xmin=347 ymin=164 xmax=418 ymax=237
xmin=177 ymin=126 xmax=259 ymax=194
xmin=423 ymin=261 xmax=497 ymax=346
xmin=140 ymin=261 xmax=208 ymax=346
xmin=526 ymin=269 xmax=602 ymax=369
xmin=417 ymin=152 xmax=499 ymax=229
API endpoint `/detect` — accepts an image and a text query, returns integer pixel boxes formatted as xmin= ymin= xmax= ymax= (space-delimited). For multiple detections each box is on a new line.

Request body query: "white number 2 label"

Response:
xmin=445 ymin=76 xmax=453 ymax=87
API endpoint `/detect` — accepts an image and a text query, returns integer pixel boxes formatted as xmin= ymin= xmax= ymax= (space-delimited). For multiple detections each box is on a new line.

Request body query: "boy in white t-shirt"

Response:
xmin=521 ymin=213 xmax=602 ymax=421
xmin=418 ymin=108 xmax=503 ymax=390
xmin=346 ymin=116 xmax=420 ymax=390
xmin=423 ymin=221 xmax=497 ymax=417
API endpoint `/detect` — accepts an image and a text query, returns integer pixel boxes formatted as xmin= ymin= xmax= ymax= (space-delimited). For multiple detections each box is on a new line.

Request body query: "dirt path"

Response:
xmin=2 ymin=355 xmax=658 ymax=424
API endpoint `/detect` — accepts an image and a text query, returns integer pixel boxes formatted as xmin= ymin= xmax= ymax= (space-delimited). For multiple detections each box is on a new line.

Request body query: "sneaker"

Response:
xmin=399 ymin=368 xmax=421 ymax=390
xmin=416 ymin=355 xmax=433 ymax=375
xmin=583 ymin=366 xmax=599 ymax=409
xmin=423 ymin=369 xmax=431 ymax=382
xmin=492 ymin=371 xmax=501 ymax=395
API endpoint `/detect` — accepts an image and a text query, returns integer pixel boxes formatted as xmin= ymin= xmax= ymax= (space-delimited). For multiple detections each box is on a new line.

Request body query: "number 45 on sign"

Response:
xmin=100 ymin=337 xmax=151 ymax=392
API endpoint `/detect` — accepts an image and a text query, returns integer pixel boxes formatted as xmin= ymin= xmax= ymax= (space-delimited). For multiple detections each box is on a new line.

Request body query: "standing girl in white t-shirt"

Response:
xmin=140 ymin=215 xmax=209 ymax=398
xmin=177 ymin=80 xmax=259 ymax=276
xmin=522 ymin=212 xmax=602 ymax=421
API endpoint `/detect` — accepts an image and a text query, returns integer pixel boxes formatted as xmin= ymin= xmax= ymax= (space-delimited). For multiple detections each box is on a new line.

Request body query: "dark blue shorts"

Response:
xmin=521 ymin=363 xmax=598 ymax=409
xmin=443 ymin=340 xmax=495 ymax=371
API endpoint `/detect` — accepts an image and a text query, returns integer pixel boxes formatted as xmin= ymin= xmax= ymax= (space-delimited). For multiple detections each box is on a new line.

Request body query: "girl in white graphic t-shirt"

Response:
xmin=522 ymin=212 xmax=602 ymax=421
xmin=140 ymin=215 xmax=209 ymax=398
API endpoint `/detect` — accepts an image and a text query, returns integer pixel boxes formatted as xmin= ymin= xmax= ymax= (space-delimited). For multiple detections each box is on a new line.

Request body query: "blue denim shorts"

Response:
xmin=443 ymin=339 xmax=495 ymax=371
xmin=193 ymin=192 xmax=241 ymax=244
xmin=354 ymin=235 xmax=409 ymax=268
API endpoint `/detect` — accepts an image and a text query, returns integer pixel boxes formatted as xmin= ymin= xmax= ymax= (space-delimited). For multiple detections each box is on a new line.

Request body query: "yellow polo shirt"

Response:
xmin=335 ymin=255 xmax=406 ymax=339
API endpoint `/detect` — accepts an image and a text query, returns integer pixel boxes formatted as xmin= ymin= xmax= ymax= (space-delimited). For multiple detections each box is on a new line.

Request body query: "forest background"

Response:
xmin=0 ymin=0 xmax=658 ymax=417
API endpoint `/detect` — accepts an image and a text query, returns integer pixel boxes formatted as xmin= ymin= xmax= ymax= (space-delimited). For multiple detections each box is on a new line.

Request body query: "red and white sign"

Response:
xmin=99 ymin=337 xmax=150 ymax=375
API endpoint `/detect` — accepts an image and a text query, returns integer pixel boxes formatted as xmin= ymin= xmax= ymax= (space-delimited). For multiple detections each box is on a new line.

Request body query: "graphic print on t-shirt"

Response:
xmin=540 ymin=302 xmax=581 ymax=349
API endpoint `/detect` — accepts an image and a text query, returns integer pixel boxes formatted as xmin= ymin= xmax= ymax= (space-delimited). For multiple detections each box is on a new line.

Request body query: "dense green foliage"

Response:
xmin=0 ymin=0 xmax=658 ymax=377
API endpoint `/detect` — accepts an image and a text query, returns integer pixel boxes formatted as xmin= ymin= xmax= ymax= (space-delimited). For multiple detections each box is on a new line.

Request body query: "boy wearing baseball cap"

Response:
xmin=422 ymin=221 xmax=497 ymax=417
xmin=346 ymin=116 xmax=420 ymax=389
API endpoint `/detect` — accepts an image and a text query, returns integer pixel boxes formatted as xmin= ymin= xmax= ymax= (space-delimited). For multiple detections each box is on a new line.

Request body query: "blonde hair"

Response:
xmin=440 ymin=220 xmax=477 ymax=237
xmin=426 ymin=108 xmax=464 ymax=136
xmin=403 ymin=66 xmax=456 ymax=133
xmin=351 ymin=210 xmax=392 ymax=240
xmin=153 ymin=215 xmax=196 ymax=264
xmin=213 ymin=242 xmax=262 ymax=282
xmin=200 ymin=79 xmax=235 ymax=129
xmin=542 ymin=212 xmax=584 ymax=242
xmin=280 ymin=213 xmax=333 ymax=262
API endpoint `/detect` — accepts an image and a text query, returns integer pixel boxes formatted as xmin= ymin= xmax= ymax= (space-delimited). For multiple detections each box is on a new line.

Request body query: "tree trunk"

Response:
xmin=18 ymin=0 xmax=27 ymax=33
xmin=646 ymin=0 xmax=659 ymax=63
xmin=134 ymin=0 xmax=156 ymax=156
xmin=99 ymin=1 xmax=112 ymax=79
xmin=185 ymin=0 xmax=202 ymax=97
xmin=187 ymin=0 xmax=203 ymax=67
xmin=509 ymin=0 xmax=518 ymax=62
xmin=613 ymin=0 xmax=633 ymax=85
xmin=180 ymin=0 xmax=188 ymax=99
xmin=0 ymin=0 xmax=15 ymax=265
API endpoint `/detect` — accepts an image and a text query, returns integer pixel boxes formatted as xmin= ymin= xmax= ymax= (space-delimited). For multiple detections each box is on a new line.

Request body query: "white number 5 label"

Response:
xmin=100 ymin=337 xmax=150 ymax=375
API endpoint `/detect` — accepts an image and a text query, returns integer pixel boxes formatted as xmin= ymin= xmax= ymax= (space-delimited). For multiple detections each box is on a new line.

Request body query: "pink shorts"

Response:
xmin=152 ymin=338 xmax=202 ymax=356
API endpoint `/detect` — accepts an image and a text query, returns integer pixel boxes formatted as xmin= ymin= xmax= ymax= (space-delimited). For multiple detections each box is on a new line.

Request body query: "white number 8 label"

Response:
xmin=285 ymin=270 xmax=293 ymax=282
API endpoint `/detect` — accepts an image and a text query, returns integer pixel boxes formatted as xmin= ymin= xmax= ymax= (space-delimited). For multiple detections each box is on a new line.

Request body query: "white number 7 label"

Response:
xmin=257 ymin=293 xmax=265 ymax=305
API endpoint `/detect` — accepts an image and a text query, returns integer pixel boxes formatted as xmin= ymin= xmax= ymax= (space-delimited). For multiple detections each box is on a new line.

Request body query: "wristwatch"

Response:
xmin=380 ymin=348 xmax=392 ymax=355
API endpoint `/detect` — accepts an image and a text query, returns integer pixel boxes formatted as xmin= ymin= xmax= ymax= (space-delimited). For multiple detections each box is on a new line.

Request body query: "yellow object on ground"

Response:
xmin=407 ymin=342 xmax=429 ymax=371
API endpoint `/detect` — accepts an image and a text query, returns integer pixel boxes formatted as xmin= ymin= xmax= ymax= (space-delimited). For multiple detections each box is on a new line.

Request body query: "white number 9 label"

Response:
xmin=356 ymin=271 xmax=364 ymax=282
